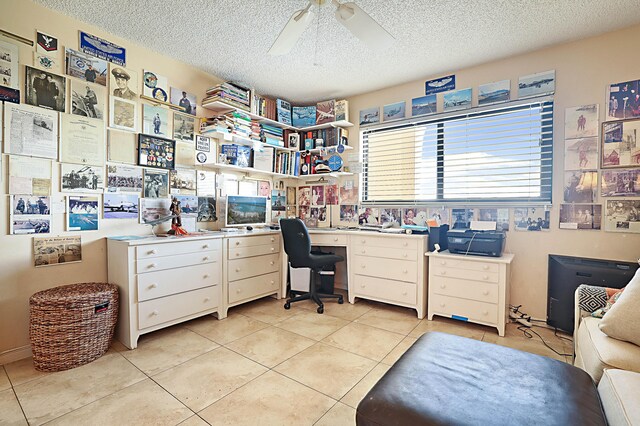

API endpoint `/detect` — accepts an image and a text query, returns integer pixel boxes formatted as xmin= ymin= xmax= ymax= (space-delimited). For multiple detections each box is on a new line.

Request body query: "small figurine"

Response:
xmin=168 ymin=197 xmax=188 ymax=235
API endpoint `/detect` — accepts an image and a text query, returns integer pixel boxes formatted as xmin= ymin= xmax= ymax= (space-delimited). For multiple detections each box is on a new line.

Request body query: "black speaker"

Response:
xmin=428 ymin=225 xmax=449 ymax=252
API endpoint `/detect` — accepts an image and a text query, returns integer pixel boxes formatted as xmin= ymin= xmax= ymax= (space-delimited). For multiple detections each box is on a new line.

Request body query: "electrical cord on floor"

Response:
xmin=529 ymin=318 xmax=574 ymax=343
xmin=514 ymin=323 xmax=573 ymax=357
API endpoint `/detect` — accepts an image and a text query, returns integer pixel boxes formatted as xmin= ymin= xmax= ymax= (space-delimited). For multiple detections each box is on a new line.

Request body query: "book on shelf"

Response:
xmin=292 ymin=105 xmax=317 ymax=128
xmin=316 ymin=99 xmax=335 ymax=125
xmin=203 ymin=95 xmax=250 ymax=112
xmin=236 ymin=145 xmax=253 ymax=168
xmin=276 ymin=99 xmax=292 ymax=126
xmin=335 ymin=99 xmax=349 ymax=122
xmin=253 ymin=146 xmax=275 ymax=172
xmin=220 ymin=144 xmax=239 ymax=165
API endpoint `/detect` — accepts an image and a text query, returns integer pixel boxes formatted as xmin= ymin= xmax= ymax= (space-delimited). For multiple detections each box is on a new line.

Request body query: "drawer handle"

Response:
xmin=270 ymin=247 xmax=275 ymax=251
xmin=482 ymin=310 xmax=488 ymax=316
xmin=403 ymin=253 xmax=407 ymax=258
xmin=482 ymin=275 xmax=489 ymax=280
xmin=151 ymin=310 xmax=159 ymax=316
xmin=149 ymin=283 xmax=158 ymax=289
xmin=440 ymin=270 xmax=446 ymax=275
xmin=236 ymin=268 xmax=240 ymax=272
xmin=403 ymin=242 xmax=408 ymax=247
xmin=236 ymin=253 xmax=240 ymax=257
xmin=360 ymin=264 xmax=366 ymax=269
xmin=361 ymin=249 xmax=366 ymax=254
xmin=235 ymin=241 xmax=240 ymax=246
xmin=270 ymin=280 xmax=275 ymax=284
xmin=236 ymin=289 xmax=242 ymax=293
xmin=333 ymin=237 xmax=338 ymax=242
xmin=402 ymin=269 xmax=408 ymax=274
xmin=204 ymin=297 xmax=210 ymax=302
xmin=360 ymin=284 xmax=365 ymax=288
xmin=203 ymin=274 xmax=209 ymax=279
xmin=270 ymin=237 xmax=275 ymax=242
xmin=440 ymin=260 xmax=446 ymax=265
xmin=203 ymin=244 xmax=209 ymax=249
xmin=148 ymin=249 xmax=157 ymax=255
xmin=203 ymin=256 xmax=209 ymax=261
xmin=361 ymin=239 xmax=366 ymax=244
xmin=439 ymin=303 xmax=445 ymax=308
xmin=270 ymin=261 xmax=275 ymax=266
xmin=439 ymin=284 xmax=445 ymax=289
xmin=402 ymin=291 xmax=408 ymax=296
xmin=482 ymin=290 xmax=489 ymax=296
xmin=482 ymin=265 xmax=489 ymax=270
xmin=148 ymin=263 xmax=157 ymax=269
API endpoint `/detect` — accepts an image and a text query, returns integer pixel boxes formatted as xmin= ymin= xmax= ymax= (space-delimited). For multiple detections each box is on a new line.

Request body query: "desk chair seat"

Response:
xmin=280 ymin=218 xmax=344 ymax=314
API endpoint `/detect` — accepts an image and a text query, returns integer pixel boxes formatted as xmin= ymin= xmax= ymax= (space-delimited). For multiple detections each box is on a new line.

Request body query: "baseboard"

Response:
xmin=0 ymin=345 xmax=32 ymax=365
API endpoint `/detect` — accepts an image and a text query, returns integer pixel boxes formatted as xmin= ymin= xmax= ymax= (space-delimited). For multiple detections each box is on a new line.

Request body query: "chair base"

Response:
xmin=284 ymin=291 xmax=343 ymax=314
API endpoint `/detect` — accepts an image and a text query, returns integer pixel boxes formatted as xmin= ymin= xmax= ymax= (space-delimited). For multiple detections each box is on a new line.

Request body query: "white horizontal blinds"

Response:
xmin=361 ymin=100 xmax=554 ymax=204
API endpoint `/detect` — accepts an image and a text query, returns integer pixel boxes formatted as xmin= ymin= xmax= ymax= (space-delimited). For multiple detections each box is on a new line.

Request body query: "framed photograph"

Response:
xmin=359 ymin=107 xmax=379 ymax=126
xmin=311 ymin=185 xmax=325 ymax=206
xmin=380 ymin=208 xmax=401 ymax=227
xmin=477 ymin=208 xmax=510 ymax=231
xmin=170 ymin=169 xmax=197 ymax=195
xmin=25 ymin=65 xmax=66 ymax=112
xmin=103 ymin=193 xmax=139 ymax=219
xmin=107 ymin=164 xmax=142 ymax=193
xmin=139 ymin=198 xmax=171 ymax=224
xmin=443 ymin=88 xmax=472 ymax=112
xmin=107 ymin=129 xmax=137 ymax=164
xmin=271 ymin=190 xmax=286 ymax=211
xmin=143 ymin=169 xmax=169 ymax=198
xmin=67 ymin=195 xmax=99 ymax=231
xmin=174 ymin=195 xmax=198 ymax=216
xmin=427 ymin=207 xmax=451 ymax=226
xmin=411 ymin=95 xmax=437 ymax=116
xmin=298 ymin=186 xmax=311 ymax=206
xmin=288 ymin=133 xmax=300 ymax=149
xmin=601 ymin=118 xmax=640 ymax=168
xmin=325 ymin=185 xmax=338 ymax=205
xmin=64 ymin=48 xmax=107 ymax=86
xmin=339 ymin=205 xmax=358 ymax=225
xmin=10 ymin=195 xmax=51 ymax=235
xmin=601 ymin=169 xmax=640 ymax=197
xmin=142 ymin=70 xmax=168 ymax=102
xmin=311 ymin=207 xmax=328 ymax=227
xmin=175 ymin=141 xmax=196 ymax=167
xmin=339 ymin=181 xmax=358 ymax=205
xmin=564 ymin=171 xmax=597 ymax=203
xmin=316 ymin=99 xmax=335 ymax=125
xmin=358 ymin=207 xmax=379 ymax=225
xmin=286 ymin=186 xmax=296 ymax=205
xmin=197 ymin=197 xmax=217 ymax=221
xmin=138 ymin=134 xmax=175 ymax=170
xmin=61 ymin=163 xmax=104 ymax=193
xmin=109 ymin=96 xmax=137 ymax=132
xmin=196 ymin=170 xmax=216 ymax=196
xmin=565 ymin=104 xmax=599 ymax=139
xmin=604 ymin=199 xmax=640 ymax=233
xmin=170 ymin=87 xmax=196 ymax=115
xmin=383 ymin=101 xmax=406 ymax=121
xmin=3 ymin=103 xmax=58 ymax=159
xmin=559 ymin=204 xmax=602 ymax=230
xmin=173 ymin=113 xmax=195 ymax=142
xmin=478 ymin=80 xmax=510 ymax=106
xmin=606 ymin=79 xmax=640 ymax=120
xmin=0 ymin=35 xmax=21 ymax=90
xmin=513 ymin=207 xmax=550 ymax=231
xmin=143 ymin=104 xmax=170 ymax=137
xmin=518 ymin=70 xmax=555 ymax=99
xmin=564 ymin=137 xmax=598 ymax=170
xmin=70 ymin=80 xmax=105 ymax=119
xmin=12 ymin=216 xmax=51 ymax=235
xmin=34 ymin=236 xmax=82 ymax=267
xmin=33 ymin=52 xmax=60 ymax=73
xmin=109 ymin=65 xmax=137 ymax=100
xmin=450 ymin=208 xmax=474 ymax=229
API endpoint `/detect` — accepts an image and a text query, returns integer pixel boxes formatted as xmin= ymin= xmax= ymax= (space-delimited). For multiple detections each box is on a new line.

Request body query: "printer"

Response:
xmin=447 ymin=229 xmax=506 ymax=257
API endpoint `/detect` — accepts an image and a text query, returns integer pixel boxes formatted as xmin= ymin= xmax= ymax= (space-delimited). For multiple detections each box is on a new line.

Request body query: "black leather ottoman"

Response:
xmin=357 ymin=332 xmax=606 ymax=426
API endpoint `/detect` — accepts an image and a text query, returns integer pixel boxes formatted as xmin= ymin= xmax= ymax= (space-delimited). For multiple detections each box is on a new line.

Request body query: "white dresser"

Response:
xmin=222 ymin=232 xmax=282 ymax=316
xmin=107 ymin=235 xmax=224 ymax=349
xmin=348 ymin=233 xmax=428 ymax=318
xmin=426 ymin=250 xmax=514 ymax=336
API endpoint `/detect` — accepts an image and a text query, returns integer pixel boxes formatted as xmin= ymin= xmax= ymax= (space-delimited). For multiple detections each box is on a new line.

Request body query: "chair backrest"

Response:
xmin=280 ymin=218 xmax=311 ymax=268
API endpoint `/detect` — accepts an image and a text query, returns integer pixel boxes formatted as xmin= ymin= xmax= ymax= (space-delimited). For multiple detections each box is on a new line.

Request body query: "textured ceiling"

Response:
xmin=34 ymin=0 xmax=640 ymax=103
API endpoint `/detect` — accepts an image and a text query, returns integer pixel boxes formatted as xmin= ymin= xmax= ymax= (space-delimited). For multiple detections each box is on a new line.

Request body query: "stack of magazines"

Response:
xmin=230 ymin=111 xmax=259 ymax=141
xmin=200 ymin=115 xmax=233 ymax=135
xmin=261 ymin=124 xmax=284 ymax=147
xmin=203 ymin=82 xmax=251 ymax=111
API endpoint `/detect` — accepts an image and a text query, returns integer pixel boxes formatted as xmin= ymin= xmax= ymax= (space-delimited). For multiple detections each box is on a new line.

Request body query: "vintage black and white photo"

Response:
xmin=564 ymin=137 xmax=598 ymax=170
xmin=34 ymin=235 xmax=81 ymax=267
xmin=565 ymin=104 xmax=598 ymax=139
xmin=606 ymin=79 xmax=640 ymax=120
xmin=513 ymin=207 xmax=550 ymax=231
xmin=107 ymin=164 xmax=143 ymax=193
xmin=103 ymin=193 xmax=139 ymax=219
xmin=110 ymin=65 xmax=137 ymax=100
xmin=12 ymin=217 xmax=51 ymax=235
xmin=70 ymin=79 xmax=105 ymax=119
xmin=170 ymin=169 xmax=197 ymax=195
xmin=173 ymin=113 xmax=195 ymax=142
xmin=477 ymin=208 xmax=510 ymax=231
xmin=601 ymin=118 xmax=640 ymax=168
xmin=197 ymin=197 xmax=217 ymax=221
xmin=0 ymin=35 xmax=20 ymax=90
xmin=12 ymin=195 xmax=50 ymax=216
xmin=64 ymin=47 xmax=107 ymax=86
xmin=518 ymin=70 xmax=555 ymax=99
xmin=144 ymin=169 xmax=169 ymax=198
xmin=564 ymin=171 xmax=597 ymax=203
xmin=601 ymin=169 xmax=640 ymax=197
xmin=605 ymin=199 xmax=640 ymax=233
xmin=109 ymin=96 xmax=137 ymax=132
xmin=4 ymin=103 xmax=59 ymax=160
xmin=143 ymin=104 xmax=170 ymax=137
xmin=61 ymin=163 xmax=104 ymax=193
xmin=559 ymin=204 xmax=602 ymax=230
xmin=170 ymin=88 xmax=196 ymax=115
xmin=25 ymin=65 xmax=66 ymax=112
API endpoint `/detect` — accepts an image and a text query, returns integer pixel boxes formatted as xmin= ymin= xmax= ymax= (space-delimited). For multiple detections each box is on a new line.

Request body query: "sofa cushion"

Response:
xmin=599 ymin=268 xmax=640 ymax=346
xmin=598 ymin=369 xmax=640 ymax=426
xmin=576 ymin=316 xmax=640 ymax=383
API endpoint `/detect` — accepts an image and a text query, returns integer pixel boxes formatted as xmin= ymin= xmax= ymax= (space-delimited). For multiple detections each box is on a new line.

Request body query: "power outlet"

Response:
xmin=516 ymin=318 xmax=532 ymax=327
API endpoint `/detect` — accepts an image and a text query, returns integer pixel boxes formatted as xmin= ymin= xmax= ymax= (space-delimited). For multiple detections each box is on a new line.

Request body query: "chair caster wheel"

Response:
xmin=317 ymin=306 xmax=324 ymax=314
xmin=338 ymin=296 xmax=344 ymax=304
xmin=284 ymin=303 xmax=291 ymax=310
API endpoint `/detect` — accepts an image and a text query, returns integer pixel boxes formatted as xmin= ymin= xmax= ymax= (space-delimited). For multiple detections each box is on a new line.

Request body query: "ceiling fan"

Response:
xmin=268 ymin=0 xmax=394 ymax=55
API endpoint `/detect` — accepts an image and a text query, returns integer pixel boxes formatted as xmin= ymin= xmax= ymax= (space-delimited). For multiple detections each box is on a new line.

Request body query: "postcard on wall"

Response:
xmin=339 ymin=181 xmax=358 ymax=205
xmin=170 ymin=169 xmax=197 ymax=195
xmin=10 ymin=195 xmax=51 ymax=235
xmin=174 ymin=195 xmax=198 ymax=217
xmin=450 ymin=208 xmax=474 ymax=229
xmin=197 ymin=170 xmax=216 ymax=196
xmin=175 ymin=141 xmax=196 ymax=167
xmin=4 ymin=103 xmax=58 ymax=159
xmin=70 ymin=79 xmax=105 ymax=119
xmin=358 ymin=207 xmax=379 ymax=225
xmin=195 ymin=135 xmax=216 ymax=165
xmin=197 ymin=197 xmax=217 ymax=221
xmin=312 ymin=207 xmax=329 ymax=227
xmin=564 ymin=171 xmax=597 ymax=203
xmin=605 ymin=199 xmax=640 ymax=233
xmin=411 ymin=95 xmax=437 ymax=116
xmin=60 ymin=115 xmax=105 ymax=165
xmin=298 ymin=186 xmax=311 ymax=206
xmin=33 ymin=52 xmax=60 ymax=73
xmin=103 ymin=193 xmax=139 ymax=219
xmin=107 ymin=129 xmax=137 ymax=164
xmin=325 ymin=184 xmax=338 ymax=205
xmin=107 ymin=164 xmax=142 ymax=193
xmin=383 ymin=101 xmax=406 ymax=121
xmin=601 ymin=169 xmax=640 ymax=197
xmin=339 ymin=205 xmax=358 ymax=225
xmin=36 ymin=31 xmax=58 ymax=54
xmin=143 ymin=169 xmax=169 ymax=198
xmin=34 ymin=235 xmax=82 ymax=267
xmin=139 ymin=198 xmax=171 ymax=224
xmin=606 ymin=79 xmax=640 ymax=120
xmin=379 ymin=208 xmax=401 ymax=227
xmin=359 ymin=107 xmax=379 ymax=126
xmin=425 ymin=74 xmax=455 ymax=95
xmin=170 ymin=88 xmax=196 ymax=116
xmin=79 ymin=31 xmax=126 ymax=66
xmin=142 ymin=104 xmax=170 ymax=137
xmin=565 ymin=104 xmax=598 ymax=139
xmin=258 ymin=181 xmax=271 ymax=200
xmin=518 ymin=70 xmax=555 ymax=99
xmin=61 ymin=163 xmax=104 ymax=193
xmin=64 ymin=48 xmax=107 ymax=86
xmin=513 ymin=207 xmax=550 ymax=231
xmin=142 ymin=70 xmax=168 ymax=102
xmin=271 ymin=190 xmax=286 ymax=212
xmin=478 ymin=80 xmax=510 ymax=106
xmin=138 ymin=134 xmax=175 ymax=170
xmin=559 ymin=203 xmax=601 ymax=230
xmin=109 ymin=64 xmax=137 ymax=100
xmin=477 ymin=208 xmax=510 ymax=231
xmin=173 ymin=113 xmax=195 ymax=142
xmin=311 ymin=185 xmax=325 ymax=206
xmin=67 ymin=195 xmax=99 ymax=231
xmin=0 ymin=35 xmax=20 ymax=90
xmin=443 ymin=88 xmax=472 ymax=112
xmin=9 ymin=156 xmax=52 ymax=195
xmin=109 ymin=96 xmax=137 ymax=132
xmin=427 ymin=207 xmax=451 ymax=226
xmin=601 ymin=119 xmax=640 ymax=168
xmin=564 ymin=137 xmax=598 ymax=171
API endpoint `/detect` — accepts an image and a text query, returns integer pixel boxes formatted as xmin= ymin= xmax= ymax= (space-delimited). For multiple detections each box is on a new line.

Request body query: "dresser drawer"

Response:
xmin=430 ymin=294 xmax=498 ymax=324
xmin=136 ymin=251 xmax=218 ymax=274
xmin=431 ymin=266 xmax=499 ymax=284
xmin=431 ymin=276 xmax=498 ymax=304
xmin=228 ymin=253 xmax=280 ymax=282
xmin=228 ymin=271 xmax=280 ymax=304
xmin=431 ymin=257 xmax=499 ymax=274
xmin=354 ymin=245 xmax=416 ymax=261
xmin=138 ymin=286 xmax=219 ymax=329
xmin=228 ymin=243 xmax=280 ymax=259
xmin=137 ymin=263 xmax=220 ymax=302
xmin=310 ymin=233 xmax=347 ymax=246
xmin=352 ymin=236 xmax=418 ymax=250
xmin=136 ymin=239 xmax=221 ymax=259
xmin=352 ymin=275 xmax=416 ymax=305
xmin=352 ymin=255 xmax=417 ymax=283
xmin=227 ymin=234 xmax=279 ymax=249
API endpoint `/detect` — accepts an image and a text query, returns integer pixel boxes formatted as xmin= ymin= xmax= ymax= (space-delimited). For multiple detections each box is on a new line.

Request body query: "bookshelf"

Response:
xmin=206 ymin=163 xmax=294 ymax=179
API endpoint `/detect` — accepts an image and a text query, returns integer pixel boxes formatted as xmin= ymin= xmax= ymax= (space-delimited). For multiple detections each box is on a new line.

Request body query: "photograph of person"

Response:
xmin=110 ymin=65 xmax=138 ymax=100
xmin=25 ymin=66 xmax=66 ymax=112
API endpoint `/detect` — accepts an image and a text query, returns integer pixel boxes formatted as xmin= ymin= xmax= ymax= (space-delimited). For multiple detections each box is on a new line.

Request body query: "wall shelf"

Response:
xmin=203 ymin=162 xmax=297 ymax=179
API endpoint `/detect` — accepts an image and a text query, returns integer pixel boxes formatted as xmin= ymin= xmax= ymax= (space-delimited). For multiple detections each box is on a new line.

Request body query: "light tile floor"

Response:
xmin=1 ymin=294 xmax=574 ymax=425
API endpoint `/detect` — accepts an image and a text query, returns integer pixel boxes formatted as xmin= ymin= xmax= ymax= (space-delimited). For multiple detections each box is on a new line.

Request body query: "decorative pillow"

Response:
xmin=599 ymin=268 xmax=640 ymax=346
xmin=591 ymin=288 xmax=625 ymax=318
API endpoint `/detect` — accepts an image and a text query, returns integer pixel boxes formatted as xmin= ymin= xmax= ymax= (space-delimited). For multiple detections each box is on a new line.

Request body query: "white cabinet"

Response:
xmin=348 ymin=234 xmax=428 ymax=318
xmin=107 ymin=236 xmax=224 ymax=349
xmin=426 ymin=251 xmax=514 ymax=336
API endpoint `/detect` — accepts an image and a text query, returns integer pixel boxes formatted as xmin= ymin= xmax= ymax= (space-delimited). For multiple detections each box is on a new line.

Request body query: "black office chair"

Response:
xmin=280 ymin=218 xmax=344 ymax=313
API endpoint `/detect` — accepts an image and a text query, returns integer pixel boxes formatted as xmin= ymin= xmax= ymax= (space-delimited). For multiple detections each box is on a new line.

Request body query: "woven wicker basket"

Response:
xmin=29 ymin=282 xmax=119 ymax=372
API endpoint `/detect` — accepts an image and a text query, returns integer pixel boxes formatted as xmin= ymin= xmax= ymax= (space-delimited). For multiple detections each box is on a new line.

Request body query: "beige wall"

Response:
xmin=0 ymin=0 xmax=222 ymax=361
xmin=346 ymin=24 xmax=640 ymax=321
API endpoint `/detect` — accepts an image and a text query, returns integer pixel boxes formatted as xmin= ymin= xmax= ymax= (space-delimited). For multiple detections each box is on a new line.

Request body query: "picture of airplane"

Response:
xmin=518 ymin=70 xmax=555 ymax=98
xmin=383 ymin=101 xmax=405 ymax=121
xmin=359 ymin=107 xmax=379 ymax=125
xmin=519 ymin=78 xmax=554 ymax=89
xmin=443 ymin=88 xmax=472 ymax=112
xmin=478 ymin=80 xmax=511 ymax=106
xmin=412 ymin=94 xmax=437 ymax=116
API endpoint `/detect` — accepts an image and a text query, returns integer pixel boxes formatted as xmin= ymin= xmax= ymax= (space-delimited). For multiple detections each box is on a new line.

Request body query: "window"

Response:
xmin=361 ymin=100 xmax=553 ymax=205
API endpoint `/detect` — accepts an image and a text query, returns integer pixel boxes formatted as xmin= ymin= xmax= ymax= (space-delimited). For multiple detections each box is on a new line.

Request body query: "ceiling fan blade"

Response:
xmin=333 ymin=2 xmax=394 ymax=49
xmin=268 ymin=6 xmax=315 ymax=56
